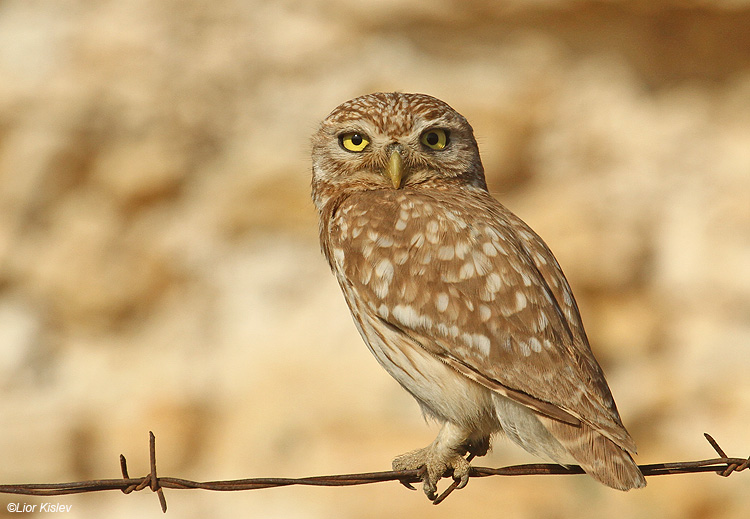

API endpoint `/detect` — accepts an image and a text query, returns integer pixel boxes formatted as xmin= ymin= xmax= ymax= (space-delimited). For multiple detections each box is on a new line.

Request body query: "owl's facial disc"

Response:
xmin=384 ymin=149 xmax=404 ymax=189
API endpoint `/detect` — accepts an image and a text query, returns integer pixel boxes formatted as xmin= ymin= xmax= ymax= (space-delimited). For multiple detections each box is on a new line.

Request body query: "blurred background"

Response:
xmin=1 ymin=0 xmax=748 ymax=517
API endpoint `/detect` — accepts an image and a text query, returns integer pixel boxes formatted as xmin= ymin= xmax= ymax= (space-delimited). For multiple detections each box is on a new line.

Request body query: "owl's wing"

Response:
xmin=332 ymin=190 xmax=637 ymax=454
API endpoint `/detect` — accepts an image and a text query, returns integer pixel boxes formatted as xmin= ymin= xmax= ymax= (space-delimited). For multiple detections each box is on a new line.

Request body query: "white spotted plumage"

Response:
xmin=311 ymin=92 xmax=645 ymax=499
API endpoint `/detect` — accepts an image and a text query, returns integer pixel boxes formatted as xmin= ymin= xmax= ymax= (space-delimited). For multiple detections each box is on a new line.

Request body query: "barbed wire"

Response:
xmin=1 ymin=432 xmax=747 ymax=512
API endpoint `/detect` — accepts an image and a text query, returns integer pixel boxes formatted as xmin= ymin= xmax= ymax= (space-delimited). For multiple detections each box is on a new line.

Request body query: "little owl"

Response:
xmin=311 ymin=92 xmax=645 ymax=500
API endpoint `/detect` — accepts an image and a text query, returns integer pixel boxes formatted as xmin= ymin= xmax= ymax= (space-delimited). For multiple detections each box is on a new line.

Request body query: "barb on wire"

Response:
xmin=0 ymin=432 xmax=747 ymax=513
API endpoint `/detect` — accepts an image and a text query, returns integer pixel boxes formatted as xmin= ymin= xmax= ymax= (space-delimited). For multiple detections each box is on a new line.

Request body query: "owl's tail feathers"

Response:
xmin=543 ymin=417 xmax=647 ymax=491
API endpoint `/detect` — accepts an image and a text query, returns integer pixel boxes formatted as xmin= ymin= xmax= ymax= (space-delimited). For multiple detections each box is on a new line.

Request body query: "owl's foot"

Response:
xmin=392 ymin=422 xmax=481 ymax=501
xmin=465 ymin=435 xmax=490 ymax=458
xmin=392 ymin=445 xmax=471 ymax=501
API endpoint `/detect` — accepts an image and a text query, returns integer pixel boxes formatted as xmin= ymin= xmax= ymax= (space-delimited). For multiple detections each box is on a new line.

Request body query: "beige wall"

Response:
xmin=1 ymin=1 xmax=748 ymax=517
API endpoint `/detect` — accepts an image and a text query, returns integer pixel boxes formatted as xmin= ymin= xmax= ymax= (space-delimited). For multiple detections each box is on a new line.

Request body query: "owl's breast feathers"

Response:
xmin=319 ymin=187 xmax=637 ymax=454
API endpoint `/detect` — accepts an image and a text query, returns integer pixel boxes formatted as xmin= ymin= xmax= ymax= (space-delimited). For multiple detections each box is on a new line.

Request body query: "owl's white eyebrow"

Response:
xmin=336 ymin=127 xmax=367 ymax=136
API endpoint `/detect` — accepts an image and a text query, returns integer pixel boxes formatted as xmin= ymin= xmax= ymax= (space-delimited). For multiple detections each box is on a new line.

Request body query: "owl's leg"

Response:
xmin=392 ymin=421 xmax=474 ymax=500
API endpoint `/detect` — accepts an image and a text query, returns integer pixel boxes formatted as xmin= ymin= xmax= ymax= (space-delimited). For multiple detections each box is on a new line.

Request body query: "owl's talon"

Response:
xmin=392 ymin=445 xmax=471 ymax=501
xmin=398 ymin=480 xmax=417 ymax=491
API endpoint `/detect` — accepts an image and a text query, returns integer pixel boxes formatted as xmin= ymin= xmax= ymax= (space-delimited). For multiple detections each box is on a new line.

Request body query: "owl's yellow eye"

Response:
xmin=340 ymin=132 xmax=370 ymax=152
xmin=420 ymin=129 xmax=450 ymax=150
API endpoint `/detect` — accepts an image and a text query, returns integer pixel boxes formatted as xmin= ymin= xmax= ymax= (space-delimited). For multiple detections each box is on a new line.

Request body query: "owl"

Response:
xmin=311 ymin=92 xmax=645 ymax=500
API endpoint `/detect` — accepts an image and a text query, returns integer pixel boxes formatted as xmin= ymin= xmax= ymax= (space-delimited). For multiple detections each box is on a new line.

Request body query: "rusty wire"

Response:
xmin=0 ymin=432 xmax=747 ymax=512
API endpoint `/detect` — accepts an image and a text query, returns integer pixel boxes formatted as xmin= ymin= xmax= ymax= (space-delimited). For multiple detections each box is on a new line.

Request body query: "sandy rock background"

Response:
xmin=1 ymin=1 xmax=748 ymax=517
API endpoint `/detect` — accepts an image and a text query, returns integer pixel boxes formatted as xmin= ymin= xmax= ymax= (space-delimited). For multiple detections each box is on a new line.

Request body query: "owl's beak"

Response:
xmin=384 ymin=149 xmax=405 ymax=189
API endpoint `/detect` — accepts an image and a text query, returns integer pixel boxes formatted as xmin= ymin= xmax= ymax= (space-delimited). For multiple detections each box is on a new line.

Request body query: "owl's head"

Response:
xmin=311 ymin=92 xmax=486 ymax=211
